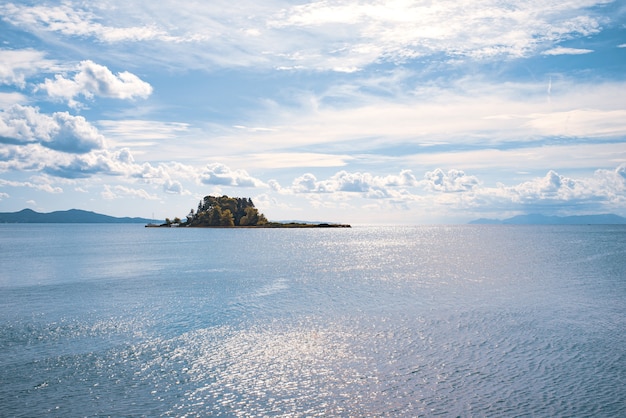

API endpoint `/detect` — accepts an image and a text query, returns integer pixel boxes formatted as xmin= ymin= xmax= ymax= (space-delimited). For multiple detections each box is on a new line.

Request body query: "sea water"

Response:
xmin=0 ymin=224 xmax=624 ymax=416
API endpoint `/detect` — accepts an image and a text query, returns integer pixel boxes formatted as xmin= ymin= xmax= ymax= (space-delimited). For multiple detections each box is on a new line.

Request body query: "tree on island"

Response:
xmin=184 ymin=195 xmax=268 ymax=227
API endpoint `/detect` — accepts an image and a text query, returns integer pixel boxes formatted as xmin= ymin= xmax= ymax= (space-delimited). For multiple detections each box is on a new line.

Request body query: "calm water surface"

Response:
xmin=1 ymin=224 xmax=625 ymax=416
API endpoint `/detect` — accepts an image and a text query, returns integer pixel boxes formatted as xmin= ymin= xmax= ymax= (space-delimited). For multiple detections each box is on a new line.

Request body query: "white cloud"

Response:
xmin=275 ymin=163 xmax=626 ymax=220
xmin=0 ymin=105 xmax=105 ymax=153
xmin=0 ymin=92 xmax=28 ymax=107
xmin=584 ymin=164 xmax=626 ymax=207
xmin=0 ymin=124 xmax=198 ymax=198
xmin=43 ymin=148 xmax=131 ymax=179
xmin=163 ymin=179 xmax=188 ymax=195
xmin=444 ymin=165 xmax=626 ymax=215
xmin=542 ymin=47 xmax=594 ymax=55
xmin=201 ymin=163 xmax=266 ymax=188
xmin=101 ymin=184 xmax=158 ymax=200
xmin=135 ymin=161 xmax=198 ymax=184
xmin=0 ymin=49 xmax=56 ymax=87
xmin=423 ymin=169 xmax=480 ymax=192
xmin=507 ymin=170 xmax=581 ymax=202
xmin=48 ymin=112 xmax=107 ymax=153
xmin=39 ymin=148 xmax=193 ymax=194
xmin=38 ymin=60 xmax=152 ymax=107
xmin=290 ymin=169 xmax=418 ymax=198
xmin=464 ymin=165 xmax=626 ymax=215
xmin=292 ymin=173 xmax=321 ymax=193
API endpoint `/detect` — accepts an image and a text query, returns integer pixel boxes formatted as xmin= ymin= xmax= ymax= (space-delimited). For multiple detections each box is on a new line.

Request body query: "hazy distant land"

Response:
xmin=469 ymin=213 xmax=626 ymax=225
xmin=0 ymin=209 xmax=158 ymax=224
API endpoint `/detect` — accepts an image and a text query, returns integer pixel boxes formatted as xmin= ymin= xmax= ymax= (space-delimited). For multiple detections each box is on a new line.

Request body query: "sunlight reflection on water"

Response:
xmin=1 ymin=225 xmax=625 ymax=416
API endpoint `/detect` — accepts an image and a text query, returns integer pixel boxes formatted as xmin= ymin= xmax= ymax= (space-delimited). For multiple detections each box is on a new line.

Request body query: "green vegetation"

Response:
xmin=185 ymin=195 xmax=268 ymax=227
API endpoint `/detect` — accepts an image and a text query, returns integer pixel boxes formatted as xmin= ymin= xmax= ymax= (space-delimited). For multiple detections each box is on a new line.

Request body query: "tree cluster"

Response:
xmin=185 ymin=195 xmax=268 ymax=227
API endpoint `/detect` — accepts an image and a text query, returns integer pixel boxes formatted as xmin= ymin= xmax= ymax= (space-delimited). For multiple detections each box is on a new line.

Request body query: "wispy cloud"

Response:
xmin=0 ymin=178 xmax=63 ymax=194
xmin=271 ymin=0 xmax=605 ymax=63
xmin=526 ymin=109 xmax=626 ymax=137
xmin=221 ymin=153 xmax=353 ymax=169
xmin=542 ymin=47 xmax=594 ymax=55
xmin=0 ymin=3 xmax=176 ymax=43
xmin=98 ymin=120 xmax=190 ymax=141
xmin=1 ymin=1 xmax=610 ymax=70
xmin=0 ymin=49 xmax=58 ymax=87
xmin=195 ymin=78 xmax=626 ymax=162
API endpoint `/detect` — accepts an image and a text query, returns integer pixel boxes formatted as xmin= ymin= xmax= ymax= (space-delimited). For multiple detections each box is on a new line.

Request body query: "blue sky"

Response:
xmin=1 ymin=0 xmax=625 ymax=223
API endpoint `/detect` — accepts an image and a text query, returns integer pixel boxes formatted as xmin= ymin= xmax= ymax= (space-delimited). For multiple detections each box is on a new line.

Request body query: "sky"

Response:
xmin=1 ymin=0 xmax=625 ymax=224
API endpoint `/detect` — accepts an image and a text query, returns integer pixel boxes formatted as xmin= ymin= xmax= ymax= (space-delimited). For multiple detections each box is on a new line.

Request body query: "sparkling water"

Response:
xmin=1 ymin=224 xmax=624 ymax=416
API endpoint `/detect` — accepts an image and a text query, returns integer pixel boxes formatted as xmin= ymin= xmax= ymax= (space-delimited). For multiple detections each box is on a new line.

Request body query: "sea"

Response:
xmin=0 ymin=224 xmax=624 ymax=417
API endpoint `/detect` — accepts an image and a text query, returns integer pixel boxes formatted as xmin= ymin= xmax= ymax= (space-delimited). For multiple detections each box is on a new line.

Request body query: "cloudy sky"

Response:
xmin=1 ymin=0 xmax=625 ymax=223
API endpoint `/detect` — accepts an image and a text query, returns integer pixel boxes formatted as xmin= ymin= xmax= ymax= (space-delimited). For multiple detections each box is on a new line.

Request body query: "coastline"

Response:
xmin=146 ymin=222 xmax=351 ymax=228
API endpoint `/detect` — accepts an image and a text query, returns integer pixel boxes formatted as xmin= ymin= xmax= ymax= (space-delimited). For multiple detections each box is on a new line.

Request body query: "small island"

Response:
xmin=147 ymin=195 xmax=350 ymax=228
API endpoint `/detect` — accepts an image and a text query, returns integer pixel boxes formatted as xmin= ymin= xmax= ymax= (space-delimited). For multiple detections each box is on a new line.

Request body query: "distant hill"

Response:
xmin=0 ymin=209 xmax=159 ymax=224
xmin=469 ymin=213 xmax=626 ymax=225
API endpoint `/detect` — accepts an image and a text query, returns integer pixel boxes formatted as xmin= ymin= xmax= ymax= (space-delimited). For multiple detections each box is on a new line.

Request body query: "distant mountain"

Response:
xmin=469 ymin=213 xmax=626 ymax=225
xmin=0 ymin=208 xmax=159 ymax=224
